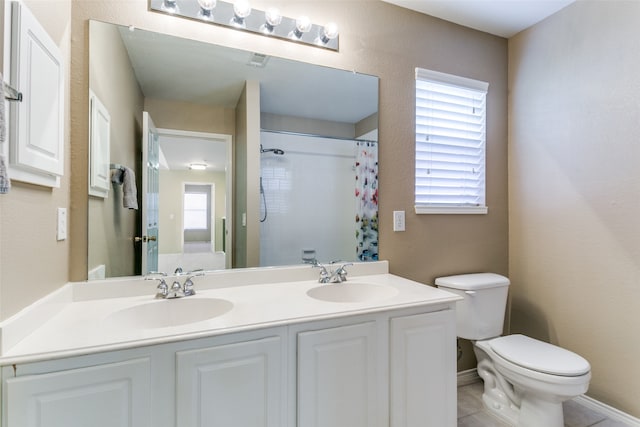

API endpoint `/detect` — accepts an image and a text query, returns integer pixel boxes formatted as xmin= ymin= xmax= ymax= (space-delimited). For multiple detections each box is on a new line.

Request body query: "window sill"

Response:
xmin=414 ymin=206 xmax=488 ymax=215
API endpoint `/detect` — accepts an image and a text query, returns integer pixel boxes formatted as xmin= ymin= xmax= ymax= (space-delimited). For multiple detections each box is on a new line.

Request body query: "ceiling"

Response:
xmin=381 ymin=0 xmax=576 ymax=38
xmin=117 ymin=26 xmax=378 ymax=124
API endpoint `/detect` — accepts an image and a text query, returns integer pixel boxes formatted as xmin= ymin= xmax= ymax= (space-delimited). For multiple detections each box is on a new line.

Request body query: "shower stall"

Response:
xmin=259 ymin=131 xmax=378 ymax=266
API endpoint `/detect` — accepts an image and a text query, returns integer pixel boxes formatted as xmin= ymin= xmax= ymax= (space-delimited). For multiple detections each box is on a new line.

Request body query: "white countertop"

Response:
xmin=0 ymin=262 xmax=460 ymax=365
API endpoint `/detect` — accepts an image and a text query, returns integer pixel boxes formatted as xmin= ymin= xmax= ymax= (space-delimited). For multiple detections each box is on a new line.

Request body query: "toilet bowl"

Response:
xmin=435 ymin=273 xmax=591 ymax=427
xmin=474 ymin=335 xmax=590 ymax=426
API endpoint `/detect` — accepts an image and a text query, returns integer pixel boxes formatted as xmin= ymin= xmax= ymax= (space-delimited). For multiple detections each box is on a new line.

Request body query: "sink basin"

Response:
xmin=306 ymin=282 xmax=398 ymax=303
xmin=106 ymin=297 xmax=233 ymax=329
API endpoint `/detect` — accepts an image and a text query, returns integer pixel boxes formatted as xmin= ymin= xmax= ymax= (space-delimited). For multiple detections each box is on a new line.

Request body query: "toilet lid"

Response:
xmin=489 ymin=335 xmax=590 ymax=376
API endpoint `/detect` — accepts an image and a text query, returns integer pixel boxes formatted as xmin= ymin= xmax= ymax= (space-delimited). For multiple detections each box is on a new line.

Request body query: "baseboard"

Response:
xmin=457 ymin=368 xmax=480 ymax=387
xmin=573 ymin=395 xmax=640 ymax=427
xmin=457 ymin=369 xmax=640 ymax=426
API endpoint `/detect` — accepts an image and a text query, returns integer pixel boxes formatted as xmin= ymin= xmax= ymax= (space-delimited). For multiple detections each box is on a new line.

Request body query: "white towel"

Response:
xmin=0 ymin=73 xmax=11 ymax=194
xmin=121 ymin=166 xmax=138 ymax=210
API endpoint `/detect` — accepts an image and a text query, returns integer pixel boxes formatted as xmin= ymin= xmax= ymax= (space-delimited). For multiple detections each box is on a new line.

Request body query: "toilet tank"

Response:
xmin=435 ymin=273 xmax=510 ymax=340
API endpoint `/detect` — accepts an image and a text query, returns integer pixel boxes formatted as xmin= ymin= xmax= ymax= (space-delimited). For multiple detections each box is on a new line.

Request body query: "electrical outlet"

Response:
xmin=393 ymin=210 xmax=405 ymax=232
xmin=57 ymin=207 xmax=67 ymax=241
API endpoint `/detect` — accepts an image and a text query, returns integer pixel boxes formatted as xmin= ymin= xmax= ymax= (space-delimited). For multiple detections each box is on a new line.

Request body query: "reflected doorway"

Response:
xmin=155 ymin=128 xmax=233 ymax=273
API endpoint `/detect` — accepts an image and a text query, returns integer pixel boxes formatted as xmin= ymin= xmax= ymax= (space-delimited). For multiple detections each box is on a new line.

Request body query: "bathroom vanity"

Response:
xmin=0 ymin=262 xmax=460 ymax=427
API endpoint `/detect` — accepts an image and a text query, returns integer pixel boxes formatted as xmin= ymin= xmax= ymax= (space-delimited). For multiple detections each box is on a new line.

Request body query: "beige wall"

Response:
xmin=144 ymin=98 xmax=236 ymax=136
xmin=233 ymin=81 xmax=261 ymax=268
xmin=88 ymin=20 xmax=144 ymax=278
xmin=261 ymin=112 xmax=356 ymax=139
xmin=0 ymin=0 xmax=72 ymax=320
xmin=509 ymin=0 xmax=640 ymax=417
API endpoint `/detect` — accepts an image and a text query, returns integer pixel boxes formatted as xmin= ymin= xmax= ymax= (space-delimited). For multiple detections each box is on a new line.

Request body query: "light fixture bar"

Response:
xmin=149 ymin=0 xmax=339 ymax=51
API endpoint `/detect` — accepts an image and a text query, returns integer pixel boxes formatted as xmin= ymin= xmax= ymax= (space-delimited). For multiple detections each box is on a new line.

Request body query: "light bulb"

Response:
xmin=318 ymin=22 xmax=339 ymax=45
xmin=265 ymin=8 xmax=282 ymax=27
xmin=197 ymin=0 xmax=216 ymax=20
xmin=296 ymin=16 xmax=312 ymax=33
xmin=233 ymin=0 xmax=252 ymax=18
xmin=231 ymin=0 xmax=251 ymax=28
xmin=197 ymin=0 xmax=216 ymax=10
xmin=261 ymin=7 xmax=282 ymax=34
xmin=291 ymin=15 xmax=312 ymax=40
xmin=323 ymin=22 xmax=339 ymax=40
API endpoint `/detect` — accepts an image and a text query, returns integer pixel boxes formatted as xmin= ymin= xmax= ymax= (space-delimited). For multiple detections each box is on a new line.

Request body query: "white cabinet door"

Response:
xmin=176 ymin=335 xmax=284 ymax=427
xmin=297 ymin=321 xmax=380 ymax=427
xmin=9 ymin=1 xmax=65 ymax=188
xmin=390 ymin=310 xmax=457 ymax=427
xmin=4 ymin=358 xmax=151 ymax=427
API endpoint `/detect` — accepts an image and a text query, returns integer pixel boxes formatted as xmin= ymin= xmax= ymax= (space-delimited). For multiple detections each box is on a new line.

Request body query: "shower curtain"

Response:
xmin=355 ymin=141 xmax=378 ymax=261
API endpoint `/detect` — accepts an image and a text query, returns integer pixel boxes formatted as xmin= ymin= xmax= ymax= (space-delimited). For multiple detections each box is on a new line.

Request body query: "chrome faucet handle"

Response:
xmin=145 ymin=272 xmax=170 ymax=299
xmin=183 ymin=278 xmax=196 ymax=296
xmin=182 ymin=270 xmax=204 ymax=296
xmin=312 ymin=261 xmax=331 ymax=283
xmin=334 ymin=262 xmax=353 ymax=282
xmin=156 ymin=280 xmax=169 ymax=298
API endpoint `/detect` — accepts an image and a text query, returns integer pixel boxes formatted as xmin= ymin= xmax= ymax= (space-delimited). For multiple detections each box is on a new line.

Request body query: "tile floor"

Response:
xmin=457 ymin=381 xmax=632 ymax=427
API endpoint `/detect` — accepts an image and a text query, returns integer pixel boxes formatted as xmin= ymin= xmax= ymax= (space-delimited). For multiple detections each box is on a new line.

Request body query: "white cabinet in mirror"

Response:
xmin=87 ymin=20 xmax=379 ymax=280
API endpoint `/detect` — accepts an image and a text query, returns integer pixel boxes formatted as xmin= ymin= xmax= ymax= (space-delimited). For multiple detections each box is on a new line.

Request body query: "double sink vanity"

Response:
xmin=0 ymin=261 xmax=461 ymax=427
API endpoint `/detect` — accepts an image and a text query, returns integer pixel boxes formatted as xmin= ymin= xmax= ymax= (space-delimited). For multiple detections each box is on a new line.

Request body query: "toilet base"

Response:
xmin=516 ymin=393 xmax=564 ymax=427
xmin=482 ymin=389 xmax=565 ymax=427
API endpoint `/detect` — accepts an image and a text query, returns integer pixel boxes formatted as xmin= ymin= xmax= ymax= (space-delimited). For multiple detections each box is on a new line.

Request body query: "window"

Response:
xmin=183 ymin=192 xmax=208 ymax=230
xmin=415 ymin=68 xmax=489 ymax=214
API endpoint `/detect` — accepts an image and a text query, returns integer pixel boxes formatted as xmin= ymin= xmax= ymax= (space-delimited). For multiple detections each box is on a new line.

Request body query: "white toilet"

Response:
xmin=435 ymin=273 xmax=591 ymax=427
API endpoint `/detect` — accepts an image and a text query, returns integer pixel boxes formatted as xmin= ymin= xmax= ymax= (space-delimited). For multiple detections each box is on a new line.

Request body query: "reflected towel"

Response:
xmin=121 ymin=166 xmax=138 ymax=210
xmin=0 ymin=73 xmax=11 ymax=194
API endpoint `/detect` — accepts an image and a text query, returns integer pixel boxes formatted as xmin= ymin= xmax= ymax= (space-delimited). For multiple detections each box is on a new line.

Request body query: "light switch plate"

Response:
xmin=57 ymin=207 xmax=67 ymax=241
xmin=393 ymin=210 xmax=405 ymax=232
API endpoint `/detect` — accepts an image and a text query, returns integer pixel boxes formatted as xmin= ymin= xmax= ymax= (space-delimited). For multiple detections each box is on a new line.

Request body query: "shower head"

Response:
xmin=260 ymin=144 xmax=285 ymax=155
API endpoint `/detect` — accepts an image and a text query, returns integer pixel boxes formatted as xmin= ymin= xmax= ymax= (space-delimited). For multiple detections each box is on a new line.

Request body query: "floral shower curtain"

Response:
xmin=355 ymin=141 xmax=379 ymax=261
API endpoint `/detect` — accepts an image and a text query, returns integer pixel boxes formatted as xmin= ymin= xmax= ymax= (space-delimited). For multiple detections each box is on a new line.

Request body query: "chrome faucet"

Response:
xmin=312 ymin=261 xmax=353 ymax=283
xmin=145 ymin=270 xmax=204 ymax=299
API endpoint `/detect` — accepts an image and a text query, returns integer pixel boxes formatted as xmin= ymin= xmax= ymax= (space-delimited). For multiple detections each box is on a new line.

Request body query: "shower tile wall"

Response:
xmin=260 ymin=132 xmax=355 ymax=266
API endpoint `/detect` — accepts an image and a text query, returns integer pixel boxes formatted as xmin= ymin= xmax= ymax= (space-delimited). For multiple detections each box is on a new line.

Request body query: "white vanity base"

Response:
xmin=0 ymin=262 xmax=461 ymax=427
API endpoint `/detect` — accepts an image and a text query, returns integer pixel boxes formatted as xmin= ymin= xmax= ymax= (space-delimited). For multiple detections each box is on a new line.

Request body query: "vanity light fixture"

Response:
xmin=189 ymin=163 xmax=208 ymax=170
xmin=197 ymin=0 xmax=216 ymax=20
xmin=148 ymin=0 xmax=339 ymax=51
xmin=230 ymin=0 xmax=251 ymax=28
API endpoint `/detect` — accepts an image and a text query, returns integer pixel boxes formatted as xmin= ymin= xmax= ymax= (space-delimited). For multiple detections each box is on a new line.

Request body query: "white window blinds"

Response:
xmin=415 ymin=68 xmax=489 ymax=214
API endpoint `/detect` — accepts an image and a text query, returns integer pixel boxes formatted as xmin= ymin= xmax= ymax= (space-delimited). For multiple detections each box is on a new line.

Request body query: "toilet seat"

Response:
xmin=489 ymin=334 xmax=590 ymax=377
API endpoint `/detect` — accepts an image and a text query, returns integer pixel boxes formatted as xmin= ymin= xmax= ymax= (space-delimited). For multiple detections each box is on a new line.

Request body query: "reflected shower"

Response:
xmin=260 ymin=144 xmax=285 ymax=222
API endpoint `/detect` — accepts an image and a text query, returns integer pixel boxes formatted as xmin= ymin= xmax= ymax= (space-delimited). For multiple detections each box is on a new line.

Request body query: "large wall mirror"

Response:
xmin=88 ymin=20 xmax=379 ymax=280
